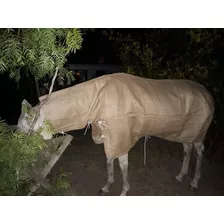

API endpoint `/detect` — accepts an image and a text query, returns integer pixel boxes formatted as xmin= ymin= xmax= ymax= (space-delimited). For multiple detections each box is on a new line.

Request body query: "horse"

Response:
xmin=17 ymin=73 xmax=215 ymax=196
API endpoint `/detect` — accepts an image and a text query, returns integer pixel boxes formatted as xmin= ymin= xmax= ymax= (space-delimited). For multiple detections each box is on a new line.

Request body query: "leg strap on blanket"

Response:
xmin=144 ymin=136 xmax=151 ymax=165
xmin=84 ymin=120 xmax=110 ymax=141
xmin=84 ymin=121 xmax=92 ymax=135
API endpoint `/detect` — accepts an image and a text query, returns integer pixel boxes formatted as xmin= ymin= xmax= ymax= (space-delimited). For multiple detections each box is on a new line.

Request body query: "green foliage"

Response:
xmin=22 ymin=102 xmax=56 ymax=136
xmin=54 ymin=168 xmax=73 ymax=193
xmin=52 ymin=67 xmax=75 ymax=87
xmin=33 ymin=168 xmax=75 ymax=196
xmin=104 ymin=29 xmax=221 ymax=83
xmin=39 ymin=119 xmax=56 ymax=136
xmin=0 ymin=119 xmax=74 ymax=196
xmin=0 ymin=28 xmax=82 ymax=195
xmin=0 ymin=120 xmax=46 ymax=195
xmin=0 ymin=28 xmax=83 ymax=83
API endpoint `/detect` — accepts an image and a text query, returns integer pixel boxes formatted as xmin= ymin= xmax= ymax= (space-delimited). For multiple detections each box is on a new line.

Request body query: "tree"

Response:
xmin=0 ymin=28 xmax=83 ymax=195
xmin=0 ymin=28 xmax=82 ymax=81
xmin=103 ymin=29 xmax=220 ymax=81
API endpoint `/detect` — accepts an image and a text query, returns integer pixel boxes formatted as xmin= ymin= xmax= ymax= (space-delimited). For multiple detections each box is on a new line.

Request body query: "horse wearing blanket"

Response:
xmin=17 ymin=73 xmax=214 ymax=196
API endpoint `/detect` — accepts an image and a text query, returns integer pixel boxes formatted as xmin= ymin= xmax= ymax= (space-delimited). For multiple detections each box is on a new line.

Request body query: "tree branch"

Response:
xmin=28 ymin=67 xmax=59 ymax=135
xmin=40 ymin=67 xmax=59 ymax=106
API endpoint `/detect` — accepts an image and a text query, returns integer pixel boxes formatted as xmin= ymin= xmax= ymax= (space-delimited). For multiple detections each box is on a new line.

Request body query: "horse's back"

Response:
xmin=104 ymin=73 xmax=214 ymax=117
xmin=104 ymin=73 xmax=214 ymax=144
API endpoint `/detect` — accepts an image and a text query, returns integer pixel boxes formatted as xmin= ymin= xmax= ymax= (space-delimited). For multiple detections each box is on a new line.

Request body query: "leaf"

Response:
xmin=0 ymin=28 xmax=82 ymax=82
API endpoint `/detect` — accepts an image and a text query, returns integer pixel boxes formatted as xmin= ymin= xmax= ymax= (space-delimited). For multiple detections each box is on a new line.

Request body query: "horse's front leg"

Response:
xmin=98 ymin=157 xmax=114 ymax=196
xmin=118 ymin=153 xmax=130 ymax=196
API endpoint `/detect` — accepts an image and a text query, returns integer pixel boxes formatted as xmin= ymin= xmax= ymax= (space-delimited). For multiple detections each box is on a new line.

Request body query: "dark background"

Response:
xmin=0 ymin=29 xmax=120 ymax=125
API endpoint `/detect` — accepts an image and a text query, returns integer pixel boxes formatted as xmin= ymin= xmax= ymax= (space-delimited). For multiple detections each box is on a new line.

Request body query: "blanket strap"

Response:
xmin=84 ymin=121 xmax=92 ymax=135
xmin=84 ymin=120 xmax=110 ymax=141
xmin=144 ymin=136 xmax=151 ymax=165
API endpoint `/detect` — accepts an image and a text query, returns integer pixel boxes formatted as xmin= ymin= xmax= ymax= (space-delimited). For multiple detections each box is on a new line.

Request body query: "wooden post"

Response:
xmin=27 ymin=135 xmax=74 ymax=195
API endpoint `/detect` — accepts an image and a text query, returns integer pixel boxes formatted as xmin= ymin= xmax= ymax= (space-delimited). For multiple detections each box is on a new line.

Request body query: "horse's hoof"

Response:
xmin=120 ymin=193 xmax=127 ymax=196
xmin=188 ymin=185 xmax=197 ymax=192
xmin=97 ymin=189 xmax=108 ymax=196
xmin=175 ymin=176 xmax=182 ymax=184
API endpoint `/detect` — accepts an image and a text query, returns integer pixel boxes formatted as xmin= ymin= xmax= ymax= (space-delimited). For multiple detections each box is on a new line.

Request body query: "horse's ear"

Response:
xmin=21 ymin=99 xmax=32 ymax=113
xmin=21 ymin=99 xmax=31 ymax=107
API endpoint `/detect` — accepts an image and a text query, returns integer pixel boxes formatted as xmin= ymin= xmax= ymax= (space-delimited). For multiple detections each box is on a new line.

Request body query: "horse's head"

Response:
xmin=17 ymin=99 xmax=53 ymax=140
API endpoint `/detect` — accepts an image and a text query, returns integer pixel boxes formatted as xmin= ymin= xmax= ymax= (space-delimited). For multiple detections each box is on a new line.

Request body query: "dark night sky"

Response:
xmin=67 ymin=29 xmax=121 ymax=64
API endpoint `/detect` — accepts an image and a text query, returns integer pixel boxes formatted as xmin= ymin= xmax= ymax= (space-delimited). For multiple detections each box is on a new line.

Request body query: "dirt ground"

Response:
xmin=51 ymin=129 xmax=224 ymax=196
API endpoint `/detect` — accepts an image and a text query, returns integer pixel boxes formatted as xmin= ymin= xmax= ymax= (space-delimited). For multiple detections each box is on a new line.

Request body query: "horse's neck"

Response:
xmin=40 ymin=81 xmax=103 ymax=132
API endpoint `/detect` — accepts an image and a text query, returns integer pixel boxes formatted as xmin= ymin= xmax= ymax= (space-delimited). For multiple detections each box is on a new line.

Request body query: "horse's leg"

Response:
xmin=190 ymin=141 xmax=204 ymax=189
xmin=118 ymin=153 xmax=130 ymax=196
xmin=176 ymin=143 xmax=193 ymax=183
xmin=98 ymin=157 xmax=114 ymax=195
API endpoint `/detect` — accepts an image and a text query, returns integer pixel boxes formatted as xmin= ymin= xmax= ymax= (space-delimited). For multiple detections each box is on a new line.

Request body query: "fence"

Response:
xmin=68 ymin=64 xmax=126 ymax=82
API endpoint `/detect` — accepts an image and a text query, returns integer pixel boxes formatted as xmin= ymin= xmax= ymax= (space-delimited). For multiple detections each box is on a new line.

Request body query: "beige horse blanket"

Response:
xmin=39 ymin=73 xmax=214 ymax=159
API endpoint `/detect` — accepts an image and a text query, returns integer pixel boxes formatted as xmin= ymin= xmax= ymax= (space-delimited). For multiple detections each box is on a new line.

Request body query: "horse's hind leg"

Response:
xmin=98 ymin=157 xmax=114 ymax=196
xmin=176 ymin=143 xmax=193 ymax=183
xmin=118 ymin=153 xmax=130 ymax=196
xmin=190 ymin=141 xmax=205 ymax=189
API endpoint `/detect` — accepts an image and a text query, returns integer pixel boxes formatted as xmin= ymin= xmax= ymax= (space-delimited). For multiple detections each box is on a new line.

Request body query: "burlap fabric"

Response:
xmin=39 ymin=73 xmax=214 ymax=159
